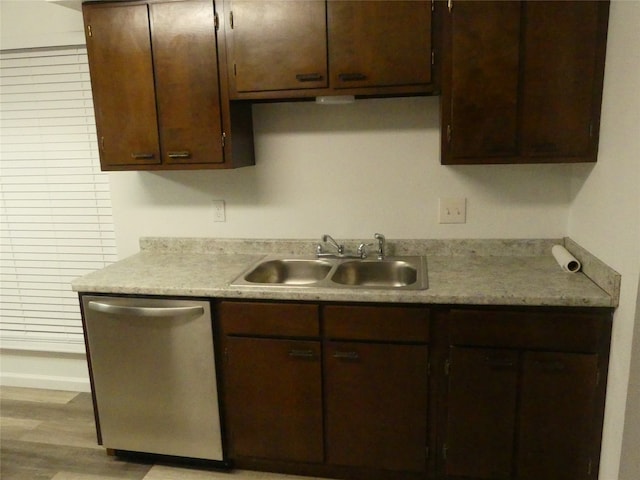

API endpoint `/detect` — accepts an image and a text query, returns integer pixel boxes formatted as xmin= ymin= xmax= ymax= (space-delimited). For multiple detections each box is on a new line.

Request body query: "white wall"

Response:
xmin=567 ymin=1 xmax=640 ymax=479
xmin=0 ymin=0 xmax=85 ymax=50
xmin=619 ymin=276 xmax=640 ymax=479
xmin=110 ymin=96 xmax=578 ymax=257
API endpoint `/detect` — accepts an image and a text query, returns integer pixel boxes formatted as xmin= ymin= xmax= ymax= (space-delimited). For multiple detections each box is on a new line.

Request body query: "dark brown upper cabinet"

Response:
xmin=328 ymin=1 xmax=433 ymax=90
xmin=441 ymin=1 xmax=610 ymax=165
xmin=226 ymin=0 xmax=328 ymax=93
xmin=83 ymin=0 xmax=254 ymax=171
xmin=224 ymin=0 xmax=437 ymax=100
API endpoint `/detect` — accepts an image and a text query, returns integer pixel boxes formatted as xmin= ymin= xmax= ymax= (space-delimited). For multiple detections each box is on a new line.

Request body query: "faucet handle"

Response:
xmin=374 ymin=233 xmax=386 ymax=259
xmin=357 ymin=242 xmax=374 ymax=259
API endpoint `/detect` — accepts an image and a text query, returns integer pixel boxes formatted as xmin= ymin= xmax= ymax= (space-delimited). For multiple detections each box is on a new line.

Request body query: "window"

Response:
xmin=0 ymin=46 xmax=116 ymax=353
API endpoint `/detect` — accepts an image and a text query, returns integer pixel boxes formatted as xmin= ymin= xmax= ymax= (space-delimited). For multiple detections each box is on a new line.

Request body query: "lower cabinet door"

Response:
xmin=445 ymin=347 xmax=519 ymax=479
xmin=516 ymin=352 xmax=599 ymax=480
xmin=324 ymin=341 xmax=429 ymax=472
xmin=223 ymin=337 xmax=323 ymax=462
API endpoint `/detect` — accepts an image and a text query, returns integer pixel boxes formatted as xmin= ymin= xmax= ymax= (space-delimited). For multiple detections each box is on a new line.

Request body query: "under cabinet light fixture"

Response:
xmin=315 ymin=95 xmax=356 ymax=105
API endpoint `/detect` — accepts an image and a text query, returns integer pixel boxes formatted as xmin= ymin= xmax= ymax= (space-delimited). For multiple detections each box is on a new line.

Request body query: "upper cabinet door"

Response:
xmin=328 ymin=0 xmax=432 ymax=89
xmin=520 ymin=1 xmax=606 ymax=160
xmin=150 ymin=1 xmax=224 ymax=165
xmin=83 ymin=4 xmax=161 ymax=167
xmin=447 ymin=1 xmax=521 ymax=160
xmin=84 ymin=0 xmax=246 ymax=171
xmin=442 ymin=0 xmax=609 ymax=165
xmin=227 ymin=0 xmax=328 ymax=93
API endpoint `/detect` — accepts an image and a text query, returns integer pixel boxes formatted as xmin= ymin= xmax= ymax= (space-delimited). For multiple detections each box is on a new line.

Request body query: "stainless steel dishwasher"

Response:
xmin=82 ymin=295 xmax=225 ymax=463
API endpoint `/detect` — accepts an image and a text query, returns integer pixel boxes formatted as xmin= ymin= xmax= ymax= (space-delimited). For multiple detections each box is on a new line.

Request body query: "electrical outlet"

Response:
xmin=213 ymin=200 xmax=226 ymax=222
xmin=439 ymin=197 xmax=466 ymax=224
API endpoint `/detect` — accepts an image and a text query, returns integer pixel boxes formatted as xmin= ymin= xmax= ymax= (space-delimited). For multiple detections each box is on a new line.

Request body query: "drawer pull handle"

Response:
xmin=296 ymin=73 xmax=323 ymax=82
xmin=535 ymin=360 xmax=566 ymax=372
xmin=487 ymin=148 xmax=516 ymax=156
xmin=338 ymin=73 xmax=367 ymax=82
xmin=131 ymin=152 xmax=155 ymax=159
xmin=288 ymin=349 xmax=316 ymax=358
xmin=88 ymin=301 xmax=203 ymax=318
xmin=486 ymin=356 xmax=515 ymax=368
xmin=529 ymin=143 xmax=559 ymax=154
xmin=333 ymin=351 xmax=359 ymax=360
xmin=168 ymin=151 xmax=191 ymax=159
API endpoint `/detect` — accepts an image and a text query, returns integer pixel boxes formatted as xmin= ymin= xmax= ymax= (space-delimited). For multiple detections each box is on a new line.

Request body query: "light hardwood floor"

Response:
xmin=0 ymin=386 xmax=325 ymax=480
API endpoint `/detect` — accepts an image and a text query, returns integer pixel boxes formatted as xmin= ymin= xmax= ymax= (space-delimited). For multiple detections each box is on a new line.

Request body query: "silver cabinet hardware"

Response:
xmin=167 ymin=151 xmax=191 ymax=159
xmin=332 ymin=351 xmax=359 ymax=360
xmin=288 ymin=349 xmax=316 ymax=358
xmin=131 ymin=152 xmax=155 ymax=160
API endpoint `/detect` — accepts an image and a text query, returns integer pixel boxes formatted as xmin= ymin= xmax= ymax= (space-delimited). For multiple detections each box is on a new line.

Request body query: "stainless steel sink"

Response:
xmin=330 ymin=260 xmax=418 ymax=288
xmin=243 ymin=259 xmax=333 ymax=285
xmin=232 ymin=255 xmax=428 ymax=290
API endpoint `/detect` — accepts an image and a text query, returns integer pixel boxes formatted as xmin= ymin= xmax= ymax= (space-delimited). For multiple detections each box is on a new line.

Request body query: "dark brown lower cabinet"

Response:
xmin=218 ymin=302 xmax=611 ymax=480
xmin=324 ymin=341 xmax=429 ymax=472
xmin=445 ymin=347 xmax=519 ymax=479
xmin=223 ymin=336 xmax=323 ymax=463
xmin=445 ymin=343 xmax=603 ymax=480
xmin=218 ymin=301 xmax=430 ymax=479
xmin=516 ymin=352 xmax=599 ymax=480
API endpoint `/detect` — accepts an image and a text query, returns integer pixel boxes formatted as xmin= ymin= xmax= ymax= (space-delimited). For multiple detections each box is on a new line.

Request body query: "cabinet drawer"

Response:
xmin=218 ymin=301 xmax=319 ymax=337
xmin=449 ymin=309 xmax=610 ymax=352
xmin=323 ymin=305 xmax=429 ymax=342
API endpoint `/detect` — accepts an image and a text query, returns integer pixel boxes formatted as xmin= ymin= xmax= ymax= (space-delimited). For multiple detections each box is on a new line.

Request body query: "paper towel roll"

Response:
xmin=552 ymin=245 xmax=581 ymax=273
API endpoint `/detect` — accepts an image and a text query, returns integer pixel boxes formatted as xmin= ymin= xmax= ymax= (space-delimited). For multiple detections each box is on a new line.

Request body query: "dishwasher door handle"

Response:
xmin=87 ymin=301 xmax=204 ymax=318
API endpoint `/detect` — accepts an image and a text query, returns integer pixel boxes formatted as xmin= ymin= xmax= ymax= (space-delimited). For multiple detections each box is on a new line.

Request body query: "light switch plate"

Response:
xmin=439 ymin=197 xmax=466 ymax=224
xmin=213 ymin=200 xmax=226 ymax=222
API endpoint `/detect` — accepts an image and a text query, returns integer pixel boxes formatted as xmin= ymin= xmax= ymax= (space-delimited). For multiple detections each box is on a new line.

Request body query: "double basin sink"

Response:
xmin=232 ymin=255 xmax=428 ymax=290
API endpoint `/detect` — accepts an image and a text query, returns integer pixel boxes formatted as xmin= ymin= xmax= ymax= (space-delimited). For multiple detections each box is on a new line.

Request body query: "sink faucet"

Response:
xmin=374 ymin=233 xmax=386 ymax=260
xmin=317 ymin=234 xmax=344 ymax=256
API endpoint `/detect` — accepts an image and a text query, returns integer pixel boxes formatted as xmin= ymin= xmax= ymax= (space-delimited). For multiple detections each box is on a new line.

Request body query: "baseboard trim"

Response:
xmin=0 ymin=349 xmax=91 ymax=392
xmin=0 ymin=372 xmax=91 ymax=392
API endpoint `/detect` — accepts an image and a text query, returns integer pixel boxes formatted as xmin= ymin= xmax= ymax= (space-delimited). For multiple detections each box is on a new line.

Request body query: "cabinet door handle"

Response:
xmin=88 ymin=301 xmax=203 ymax=318
xmin=534 ymin=360 xmax=566 ymax=372
xmin=131 ymin=152 xmax=155 ymax=160
xmin=167 ymin=151 xmax=192 ymax=159
xmin=296 ymin=73 xmax=323 ymax=82
xmin=485 ymin=356 xmax=515 ymax=369
xmin=338 ymin=73 xmax=367 ymax=82
xmin=333 ymin=351 xmax=359 ymax=360
xmin=288 ymin=349 xmax=316 ymax=359
xmin=529 ymin=143 xmax=559 ymax=154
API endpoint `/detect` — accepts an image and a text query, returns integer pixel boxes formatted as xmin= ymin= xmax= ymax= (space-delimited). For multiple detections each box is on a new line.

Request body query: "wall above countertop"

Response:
xmin=108 ymin=97 xmax=589 ymax=258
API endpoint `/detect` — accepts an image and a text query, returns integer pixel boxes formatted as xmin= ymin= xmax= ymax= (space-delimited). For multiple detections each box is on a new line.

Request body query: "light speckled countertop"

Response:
xmin=71 ymin=237 xmax=620 ymax=308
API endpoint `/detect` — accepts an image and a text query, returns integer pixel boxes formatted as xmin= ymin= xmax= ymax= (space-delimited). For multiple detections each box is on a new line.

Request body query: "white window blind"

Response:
xmin=0 ymin=46 xmax=117 ymax=354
